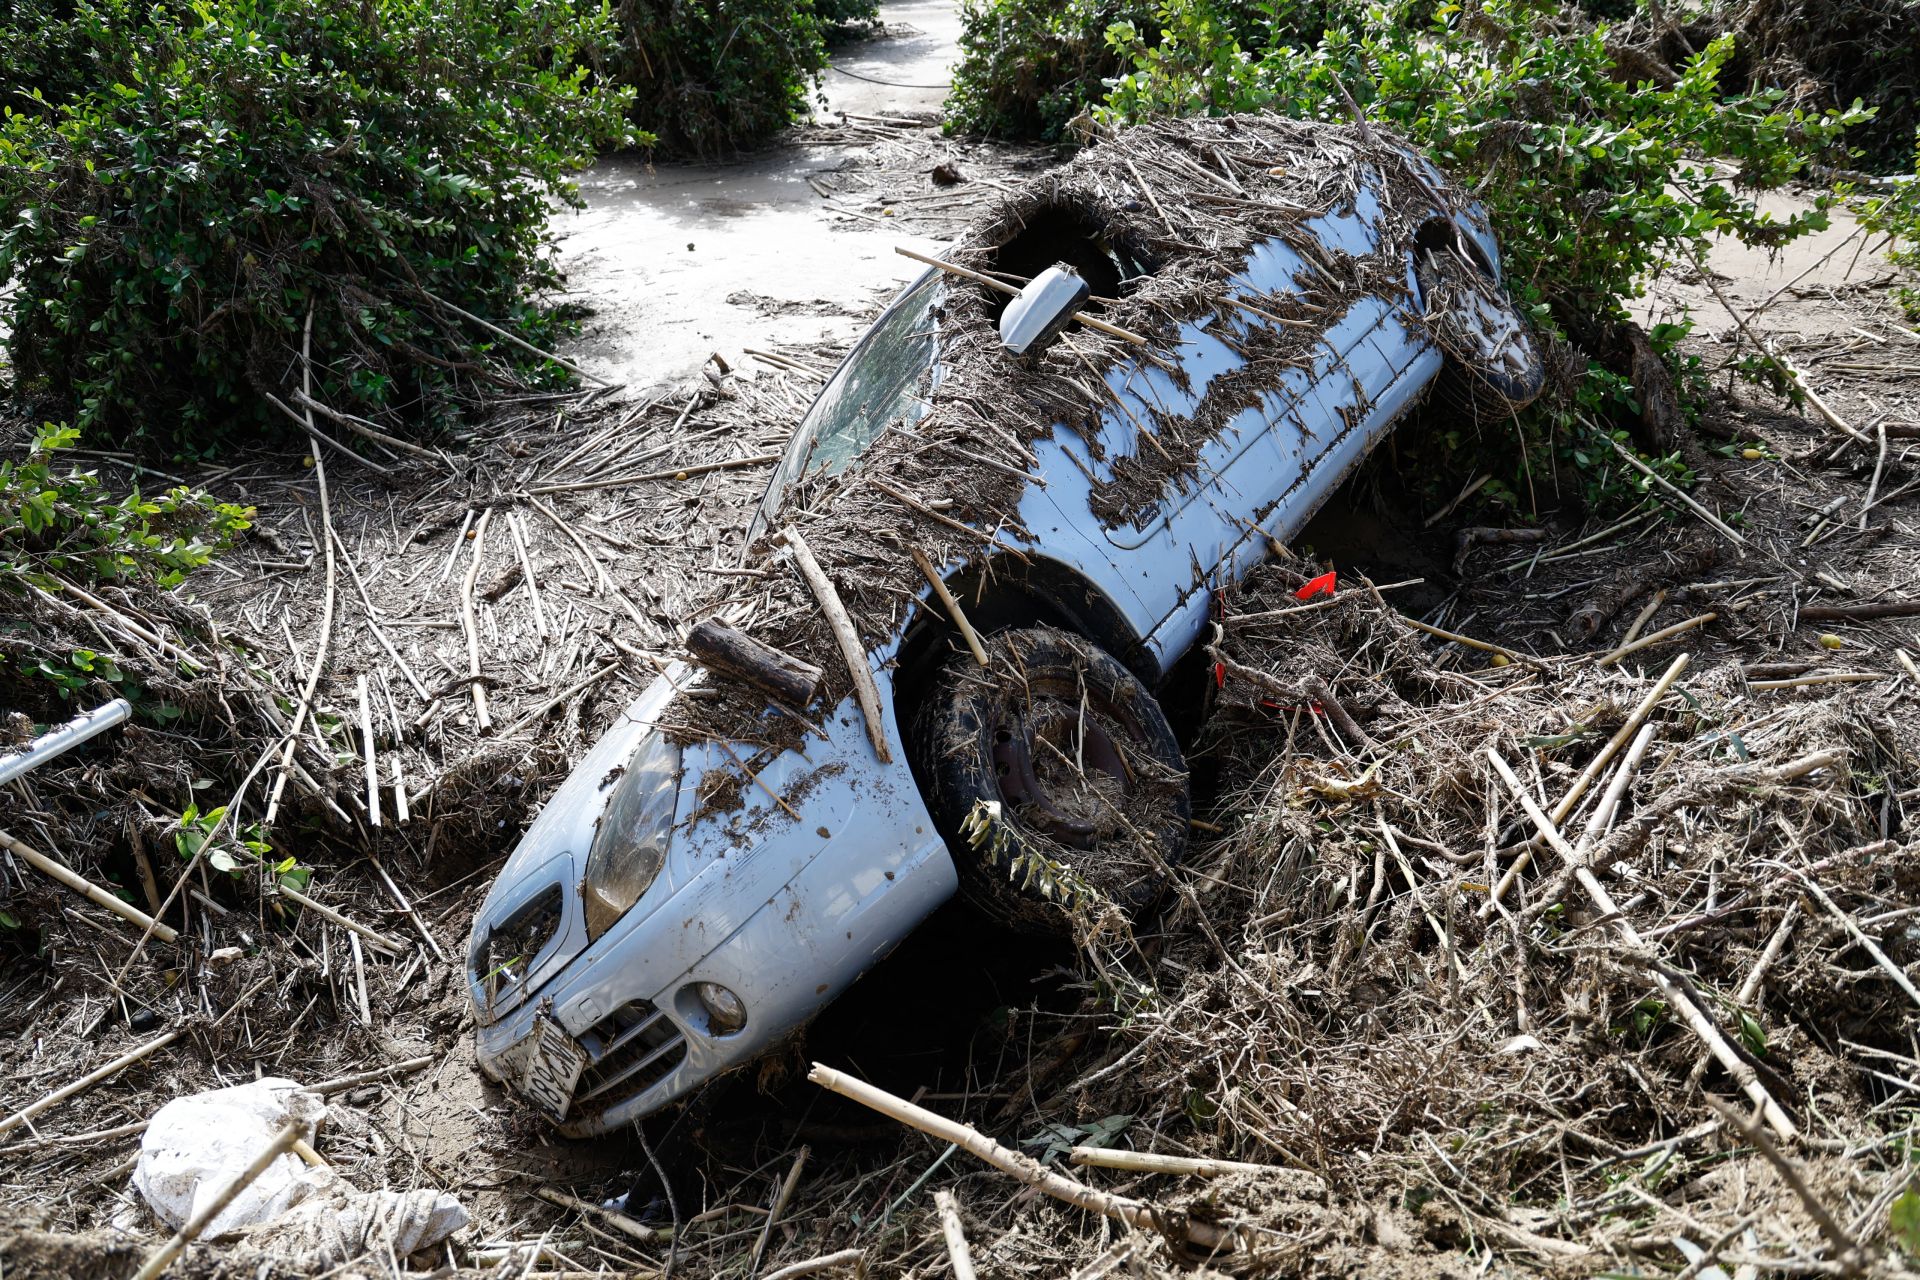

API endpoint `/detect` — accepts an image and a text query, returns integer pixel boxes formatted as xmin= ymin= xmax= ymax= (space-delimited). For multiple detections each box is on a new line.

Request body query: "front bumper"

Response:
xmin=470 ymin=693 xmax=957 ymax=1135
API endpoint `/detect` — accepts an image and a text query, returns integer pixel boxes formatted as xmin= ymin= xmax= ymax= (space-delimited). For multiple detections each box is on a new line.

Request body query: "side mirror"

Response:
xmin=998 ymin=265 xmax=1090 ymax=358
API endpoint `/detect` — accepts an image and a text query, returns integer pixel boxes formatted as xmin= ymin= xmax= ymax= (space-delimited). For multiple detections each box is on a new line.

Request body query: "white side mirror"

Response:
xmin=998 ymin=265 xmax=1090 ymax=358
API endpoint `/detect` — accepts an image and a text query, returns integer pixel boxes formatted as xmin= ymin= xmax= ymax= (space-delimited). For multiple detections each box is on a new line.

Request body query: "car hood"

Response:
xmin=469 ymin=631 xmax=921 ymax=1024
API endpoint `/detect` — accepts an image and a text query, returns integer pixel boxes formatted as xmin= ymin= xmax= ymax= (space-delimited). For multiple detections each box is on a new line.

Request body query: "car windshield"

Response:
xmin=750 ymin=271 xmax=944 ymax=539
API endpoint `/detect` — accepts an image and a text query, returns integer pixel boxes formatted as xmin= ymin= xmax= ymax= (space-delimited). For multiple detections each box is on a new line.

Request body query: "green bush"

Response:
xmin=0 ymin=0 xmax=634 ymax=446
xmin=1690 ymin=0 xmax=1919 ymax=175
xmin=2 ymin=423 xmax=250 ymax=588
xmin=1103 ymin=0 xmax=1857 ymax=325
xmin=813 ymin=0 xmax=882 ymax=30
xmin=2 ymin=422 xmax=251 ymax=697
xmin=0 ymin=0 xmax=97 ymax=107
xmin=946 ymin=0 xmax=1307 ymax=139
xmin=609 ymin=0 xmax=829 ymax=155
xmin=947 ymin=0 xmax=1158 ymax=139
xmin=1856 ymin=132 xmax=1920 ymax=316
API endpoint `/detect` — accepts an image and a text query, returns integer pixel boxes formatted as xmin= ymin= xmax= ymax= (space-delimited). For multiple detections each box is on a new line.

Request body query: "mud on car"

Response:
xmin=466 ymin=114 xmax=1546 ymax=1134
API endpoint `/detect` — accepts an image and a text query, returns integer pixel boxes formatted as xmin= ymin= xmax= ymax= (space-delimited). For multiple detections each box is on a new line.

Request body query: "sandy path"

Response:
xmin=550 ymin=0 xmax=967 ymax=393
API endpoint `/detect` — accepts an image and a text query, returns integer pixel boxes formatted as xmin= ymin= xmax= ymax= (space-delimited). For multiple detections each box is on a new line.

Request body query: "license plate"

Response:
xmin=519 ymin=1015 xmax=587 ymax=1122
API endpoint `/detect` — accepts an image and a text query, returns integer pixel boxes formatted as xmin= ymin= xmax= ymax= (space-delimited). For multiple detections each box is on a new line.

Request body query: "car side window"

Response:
xmin=794 ymin=276 xmax=942 ymax=479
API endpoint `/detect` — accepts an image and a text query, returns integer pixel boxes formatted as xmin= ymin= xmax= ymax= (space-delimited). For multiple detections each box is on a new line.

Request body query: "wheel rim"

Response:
xmin=988 ymin=696 xmax=1133 ymax=852
xmin=1452 ymin=285 xmax=1534 ymax=380
xmin=1424 ymin=250 xmax=1537 ymax=385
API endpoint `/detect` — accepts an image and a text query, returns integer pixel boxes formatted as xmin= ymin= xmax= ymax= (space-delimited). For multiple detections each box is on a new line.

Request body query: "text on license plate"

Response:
xmin=520 ymin=1015 xmax=587 ymax=1122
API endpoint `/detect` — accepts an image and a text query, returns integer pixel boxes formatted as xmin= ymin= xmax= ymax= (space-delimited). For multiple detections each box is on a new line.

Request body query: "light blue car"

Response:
xmin=467 ymin=122 xmax=1544 ymax=1136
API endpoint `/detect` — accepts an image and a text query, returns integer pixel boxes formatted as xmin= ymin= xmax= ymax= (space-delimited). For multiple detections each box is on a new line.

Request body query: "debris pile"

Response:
xmin=3 ymin=93 xmax=1918 ymax=1280
xmin=664 ymin=557 xmax=1918 ymax=1279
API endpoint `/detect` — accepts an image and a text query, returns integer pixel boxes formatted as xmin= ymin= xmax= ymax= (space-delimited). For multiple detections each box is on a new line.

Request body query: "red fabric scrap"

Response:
xmin=1295 ymin=570 xmax=1337 ymax=600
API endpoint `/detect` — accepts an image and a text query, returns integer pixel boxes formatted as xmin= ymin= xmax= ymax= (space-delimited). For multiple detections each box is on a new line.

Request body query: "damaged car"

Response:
xmin=466 ymin=114 xmax=1546 ymax=1134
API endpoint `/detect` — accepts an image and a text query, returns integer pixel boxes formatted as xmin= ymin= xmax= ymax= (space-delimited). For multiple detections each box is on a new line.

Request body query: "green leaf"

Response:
xmin=1891 ymin=1190 xmax=1920 ymax=1257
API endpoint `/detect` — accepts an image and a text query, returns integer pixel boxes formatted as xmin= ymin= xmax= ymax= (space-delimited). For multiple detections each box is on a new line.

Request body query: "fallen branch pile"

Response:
xmin=966 ymin=560 xmax=1920 ymax=1276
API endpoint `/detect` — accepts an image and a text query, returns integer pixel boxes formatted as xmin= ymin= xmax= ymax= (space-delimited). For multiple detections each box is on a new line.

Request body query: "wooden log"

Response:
xmin=1798 ymin=598 xmax=1920 ymax=622
xmin=687 ymin=620 xmax=823 ymax=707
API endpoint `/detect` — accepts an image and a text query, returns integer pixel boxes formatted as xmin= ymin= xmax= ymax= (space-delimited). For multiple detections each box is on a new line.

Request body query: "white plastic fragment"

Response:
xmin=242 ymin=1185 xmax=469 ymax=1263
xmin=131 ymin=1077 xmax=468 ymax=1264
xmin=134 ymin=1078 xmax=328 ymax=1238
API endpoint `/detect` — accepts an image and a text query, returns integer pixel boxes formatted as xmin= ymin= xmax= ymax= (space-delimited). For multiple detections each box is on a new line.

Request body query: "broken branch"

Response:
xmin=759 ymin=1249 xmax=865 ymax=1280
xmin=1069 ymin=1147 xmax=1299 ymax=1179
xmin=1486 ymin=749 xmax=1798 ymax=1141
xmin=775 ymin=527 xmax=892 ymax=764
xmin=0 ymin=1027 xmax=184 ymax=1136
xmin=935 ymin=1190 xmax=977 ymax=1280
xmin=808 ymin=1062 xmax=1236 ymax=1252
xmin=910 ymin=547 xmax=988 ymax=667
xmin=275 ymin=882 xmax=406 ymax=954
xmin=0 ymin=829 xmax=180 ymax=943
xmin=459 ymin=507 xmax=494 ymax=732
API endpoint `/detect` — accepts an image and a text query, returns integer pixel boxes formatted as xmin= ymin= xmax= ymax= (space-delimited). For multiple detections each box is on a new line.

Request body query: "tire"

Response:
xmin=1417 ymin=242 xmax=1547 ymax=421
xmin=912 ymin=626 xmax=1189 ymax=934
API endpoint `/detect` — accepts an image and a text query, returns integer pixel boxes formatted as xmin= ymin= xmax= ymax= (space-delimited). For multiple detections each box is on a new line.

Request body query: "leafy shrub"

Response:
xmin=813 ymin=0 xmax=882 ymax=29
xmin=1104 ymin=0 xmax=1856 ymax=324
xmin=947 ymin=0 xmax=1307 ymax=139
xmin=948 ymin=0 xmax=1158 ymax=139
xmin=2 ymin=421 xmax=250 ymax=700
xmin=0 ymin=0 xmax=97 ymax=107
xmin=609 ymin=0 xmax=829 ymax=155
xmin=1856 ymin=132 xmax=1920 ymax=316
xmin=0 ymin=0 xmax=634 ymax=446
xmin=2 ymin=424 xmax=250 ymax=589
xmin=1691 ymin=0 xmax=1919 ymax=175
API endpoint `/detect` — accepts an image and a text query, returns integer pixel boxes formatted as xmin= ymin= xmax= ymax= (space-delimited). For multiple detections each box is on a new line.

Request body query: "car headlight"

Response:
xmin=582 ymin=733 xmax=682 ymax=940
xmin=694 ymin=982 xmax=746 ymax=1035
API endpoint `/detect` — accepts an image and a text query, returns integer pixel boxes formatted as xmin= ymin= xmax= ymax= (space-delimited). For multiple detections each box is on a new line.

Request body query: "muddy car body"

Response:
xmin=467 ymin=117 xmax=1544 ymax=1135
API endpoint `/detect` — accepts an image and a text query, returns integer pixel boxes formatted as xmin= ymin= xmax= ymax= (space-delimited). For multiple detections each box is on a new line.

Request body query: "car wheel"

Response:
xmin=913 ymin=626 xmax=1189 ymax=934
xmin=1417 ymin=242 xmax=1547 ymax=420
